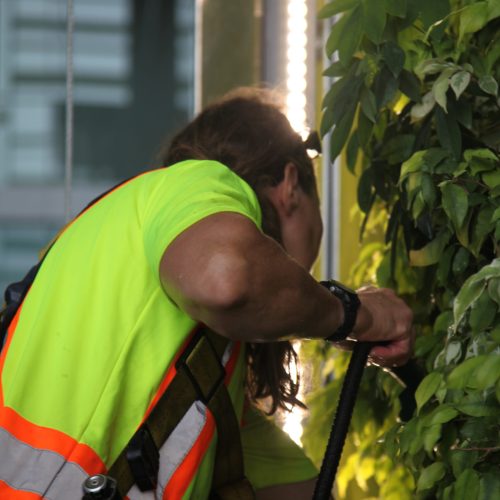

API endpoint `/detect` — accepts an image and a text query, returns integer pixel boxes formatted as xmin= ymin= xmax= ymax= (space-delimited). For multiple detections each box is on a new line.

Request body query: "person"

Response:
xmin=0 ymin=87 xmax=413 ymax=499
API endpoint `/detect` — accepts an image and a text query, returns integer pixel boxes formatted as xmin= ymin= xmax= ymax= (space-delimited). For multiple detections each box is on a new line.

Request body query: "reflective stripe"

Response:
xmin=0 ymin=338 xmax=240 ymax=499
xmin=0 ymin=480 xmax=42 ymax=499
xmin=126 ymin=342 xmax=239 ymax=500
xmin=0 ymin=427 xmax=88 ymax=499
xmin=127 ymin=401 xmax=208 ymax=500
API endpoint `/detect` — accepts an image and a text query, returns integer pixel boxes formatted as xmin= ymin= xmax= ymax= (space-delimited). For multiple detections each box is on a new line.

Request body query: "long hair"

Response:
xmin=158 ymin=88 xmax=318 ymax=413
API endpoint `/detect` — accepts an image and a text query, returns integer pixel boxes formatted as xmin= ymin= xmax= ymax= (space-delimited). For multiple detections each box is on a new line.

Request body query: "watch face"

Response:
xmin=329 ymin=280 xmax=357 ymax=296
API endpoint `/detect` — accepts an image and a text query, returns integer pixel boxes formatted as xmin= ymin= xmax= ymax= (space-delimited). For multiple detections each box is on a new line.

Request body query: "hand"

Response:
xmin=350 ymin=286 xmax=414 ymax=367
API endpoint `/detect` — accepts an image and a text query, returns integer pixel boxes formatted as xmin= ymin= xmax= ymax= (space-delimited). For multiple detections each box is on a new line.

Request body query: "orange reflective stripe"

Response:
xmin=0 ymin=405 xmax=105 ymax=476
xmin=0 ymin=304 xmax=22 ymax=392
xmin=224 ymin=341 xmax=241 ymax=383
xmin=163 ymin=409 xmax=216 ymax=500
xmin=1 ymin=303 xmax=105 ymax=475
xmin=0 ymin=480 xmax=42 ymax=499
xmin=142 ymin=326 xmax=200 ymax=422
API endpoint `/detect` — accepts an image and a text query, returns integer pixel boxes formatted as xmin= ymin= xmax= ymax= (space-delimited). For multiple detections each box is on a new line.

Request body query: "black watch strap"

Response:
xmin=320 ymin=280 xmax=360 ymax=342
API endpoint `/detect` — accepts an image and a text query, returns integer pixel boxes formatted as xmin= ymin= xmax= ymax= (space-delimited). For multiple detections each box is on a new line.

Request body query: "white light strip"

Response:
xmin=286 ymin=0 xmax=308 ymax=134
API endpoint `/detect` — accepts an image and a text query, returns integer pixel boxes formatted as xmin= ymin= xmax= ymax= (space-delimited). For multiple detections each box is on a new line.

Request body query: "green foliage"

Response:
xmin=304 ymin=0 xmax=500 ymax=498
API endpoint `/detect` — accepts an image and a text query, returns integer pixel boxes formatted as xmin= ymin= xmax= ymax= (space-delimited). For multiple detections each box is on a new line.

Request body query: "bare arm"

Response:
xmin=160 ymin=212 xmax=413 ymax=365
xmin=160 ymin=212 xmax=343 ymax=342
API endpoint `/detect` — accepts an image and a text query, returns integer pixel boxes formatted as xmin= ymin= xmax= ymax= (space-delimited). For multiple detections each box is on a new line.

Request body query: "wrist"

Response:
xmin=320 ymin=280 xmax=360 ymax=342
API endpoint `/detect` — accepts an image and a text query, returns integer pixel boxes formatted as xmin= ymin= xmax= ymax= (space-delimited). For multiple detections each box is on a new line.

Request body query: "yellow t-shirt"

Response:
xmin=2 ymin=159 xmax=316 ymax=495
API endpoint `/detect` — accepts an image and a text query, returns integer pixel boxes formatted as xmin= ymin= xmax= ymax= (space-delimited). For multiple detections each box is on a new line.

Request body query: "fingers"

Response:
xmin=368 ymin=336 xmax=412 ymax=367
xmin=354 ymin=286 xmax=414 ymax=366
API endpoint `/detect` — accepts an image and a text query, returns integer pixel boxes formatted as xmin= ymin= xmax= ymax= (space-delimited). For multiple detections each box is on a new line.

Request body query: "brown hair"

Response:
xmin=158 ymin=87 xmax=317 ymax=413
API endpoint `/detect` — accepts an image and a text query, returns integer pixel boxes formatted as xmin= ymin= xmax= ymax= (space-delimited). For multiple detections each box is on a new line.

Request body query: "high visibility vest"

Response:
xmin=0 ymin=305 xmax=245 ymax=499
xmin=0 ymin=163 xmax=259 ymax=499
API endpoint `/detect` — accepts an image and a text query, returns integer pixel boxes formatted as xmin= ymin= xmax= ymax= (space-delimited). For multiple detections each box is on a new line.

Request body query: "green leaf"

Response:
xmin=454 ymin=469 xmax=480 ymax=499
xmin=320 ymin=107 xmax=335 ymax=138
xmin=447 ymin=355 xmax=487 ymax=389
xmin=452 ymin=247 xmax=470 ymax=275
xmin=373 ymin=68 xmax=399 ymax=108
xmin=437 ymin=246 xmax=454 ymax=285
xmin=435 ymin=107 xmax=462 ymax=159
xmin=400 ymin=148 xmax=448 ymax=180
xmin=381 ymin=134 xmax=415 ymax=164
xmin=357 ymin=167 xmax=374 ymax=213
xmin=453 ymin=279 xmax=485 ymax=329
xmin=451 ymin=450 xmax=479 ymax=479
xmin=318 ymin=0 xmax=360 ymax=18
xmin=399 ymin=69 xmax=422 ymax=102
xmin=433 ymin=68 xmax=454 ymax=112
xmin=420 ymin=0 xmax=450 ymax=30
xmin=421 ymin=173 xmax=437 ymax=208
xmin=329 ymin=103 xmax=357 ymax=160
xmin=415 ymin=59 xmax=452 ymax=78
xmin=464 ymin=148 xmax=499 ymax=163
xmin=331 ymin=75 xmax=364 ymax=125
xmin=459 ymin=2 xmax=490 ymax=43
xmin=440 ymin=181 xmax=468 ymax=229
xmin=492 ymin=207 xmax=500 ymax=223
xmin=478 ymin=75 xmax=499 ymax=96
xmin=470 ymin=205 xmax=496 ymax=257
xmin=479 ymin=473 xmax=500 ymax=500
xmin=357 ymin=110 xmax=373 ymax=149
xmin=450 ymin=71 xmax=471 ymax=100
xmin=416 ymin=372 xmax=443 ymax=412
xmin=411 ymin=91 xmax=435 ymax=121
xmin=409 ymin=230 xmax=451 ymax=267
xmin=338 ymin=7 xmax=364 ymax=64
xmin=417 ymin=462 xmax=446 ymax=491
xmin=423 ymin=423 xmax=442 ymax=453
xmin=382 ymin=41 xmax=405 ymax=77
xmin=360 ymin=88 xmax=377 ymax=123
xmin=444 ymin=340 xmax=462 ymax=364
xmin=487 ymin=277 xmax=500 ymax=306
xmin=456 ymin=401 xmax=499 ymax=417
xmin=429 ymin=405 xmax=459 ymax=425
xmin=362 ymin=0 xmax=386 ymax=44
xmin=475 ymin=354 xmax=500 ymax=390
xmin=482 ymin=170 xmax=500 ymax=189
xmin=469 ymin=289 xmax=498 ymax=332
xmin=322 ymin=61 xmax=346 ymax=78
xmin=346 ymin=132 xmax=359 ymax=173
xmin=326 ymin=14 xmax=349 ymax=58
xmin=384 ymin=0 xmax=406 ymax=17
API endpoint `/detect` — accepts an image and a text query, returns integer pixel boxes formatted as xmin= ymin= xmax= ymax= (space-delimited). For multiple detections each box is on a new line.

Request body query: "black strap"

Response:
xmin=109 ymin=329 xmax=254 ymax=499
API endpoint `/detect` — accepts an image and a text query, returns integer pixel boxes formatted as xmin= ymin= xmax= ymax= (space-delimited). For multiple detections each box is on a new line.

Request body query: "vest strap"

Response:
xmin=109 ymin=328 xmax=255 ymax=498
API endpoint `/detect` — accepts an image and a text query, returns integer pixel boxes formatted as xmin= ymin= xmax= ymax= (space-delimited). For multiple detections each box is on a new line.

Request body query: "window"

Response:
xmin=0 ymin=0 xmax=195 ymax=291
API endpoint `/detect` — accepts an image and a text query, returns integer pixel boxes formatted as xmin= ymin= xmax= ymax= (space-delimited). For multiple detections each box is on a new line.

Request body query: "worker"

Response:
xmin=0 ymin=88 xmax=413 ymax=499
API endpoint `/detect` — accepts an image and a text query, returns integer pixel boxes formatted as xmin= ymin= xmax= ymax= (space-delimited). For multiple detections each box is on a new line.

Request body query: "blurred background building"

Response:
xmin=0 ymin=0 xmax=329 ymax=293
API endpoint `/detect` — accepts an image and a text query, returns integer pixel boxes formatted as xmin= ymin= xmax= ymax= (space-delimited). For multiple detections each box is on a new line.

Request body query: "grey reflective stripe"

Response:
xmin=126 ymin=341 xmax=235 ymax=499
xmin=0 ymin=427 xmax=88 ymax=499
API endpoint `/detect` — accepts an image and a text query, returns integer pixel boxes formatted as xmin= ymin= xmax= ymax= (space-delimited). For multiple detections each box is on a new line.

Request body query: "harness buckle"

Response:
xmin=125 ymin=425 xmax=159 ymax=492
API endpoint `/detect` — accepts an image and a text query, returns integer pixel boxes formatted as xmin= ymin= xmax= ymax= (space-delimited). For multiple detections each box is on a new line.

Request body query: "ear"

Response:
xmin=263 ymin=163 xmax=300 ymax=218
xmin=279 ymin=162 xmax=300 ymax=215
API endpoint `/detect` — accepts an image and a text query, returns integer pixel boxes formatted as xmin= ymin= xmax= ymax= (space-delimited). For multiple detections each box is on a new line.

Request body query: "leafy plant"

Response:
xmin=303 ymin=0 xmax=500 ymax=498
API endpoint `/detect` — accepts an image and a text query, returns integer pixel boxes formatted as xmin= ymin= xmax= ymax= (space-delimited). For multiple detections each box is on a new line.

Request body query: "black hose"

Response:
xmin=312 ymin=342 xmax=372 ymax=500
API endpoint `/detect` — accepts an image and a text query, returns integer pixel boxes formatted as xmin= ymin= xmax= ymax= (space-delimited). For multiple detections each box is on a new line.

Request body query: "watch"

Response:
xmin=320 ymin=280 xmax=360 ymax=342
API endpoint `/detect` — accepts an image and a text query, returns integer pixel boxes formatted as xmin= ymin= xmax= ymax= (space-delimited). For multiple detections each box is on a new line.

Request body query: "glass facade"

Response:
xmin=0 ymin=0 xmax=195 ymax=292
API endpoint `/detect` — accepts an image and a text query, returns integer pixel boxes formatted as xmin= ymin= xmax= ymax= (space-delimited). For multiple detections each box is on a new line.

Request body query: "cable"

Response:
xmin=312 ymin=342 xmax=372 ymax=500
xmin=64 ymin=0 xmax=74 ymax=222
